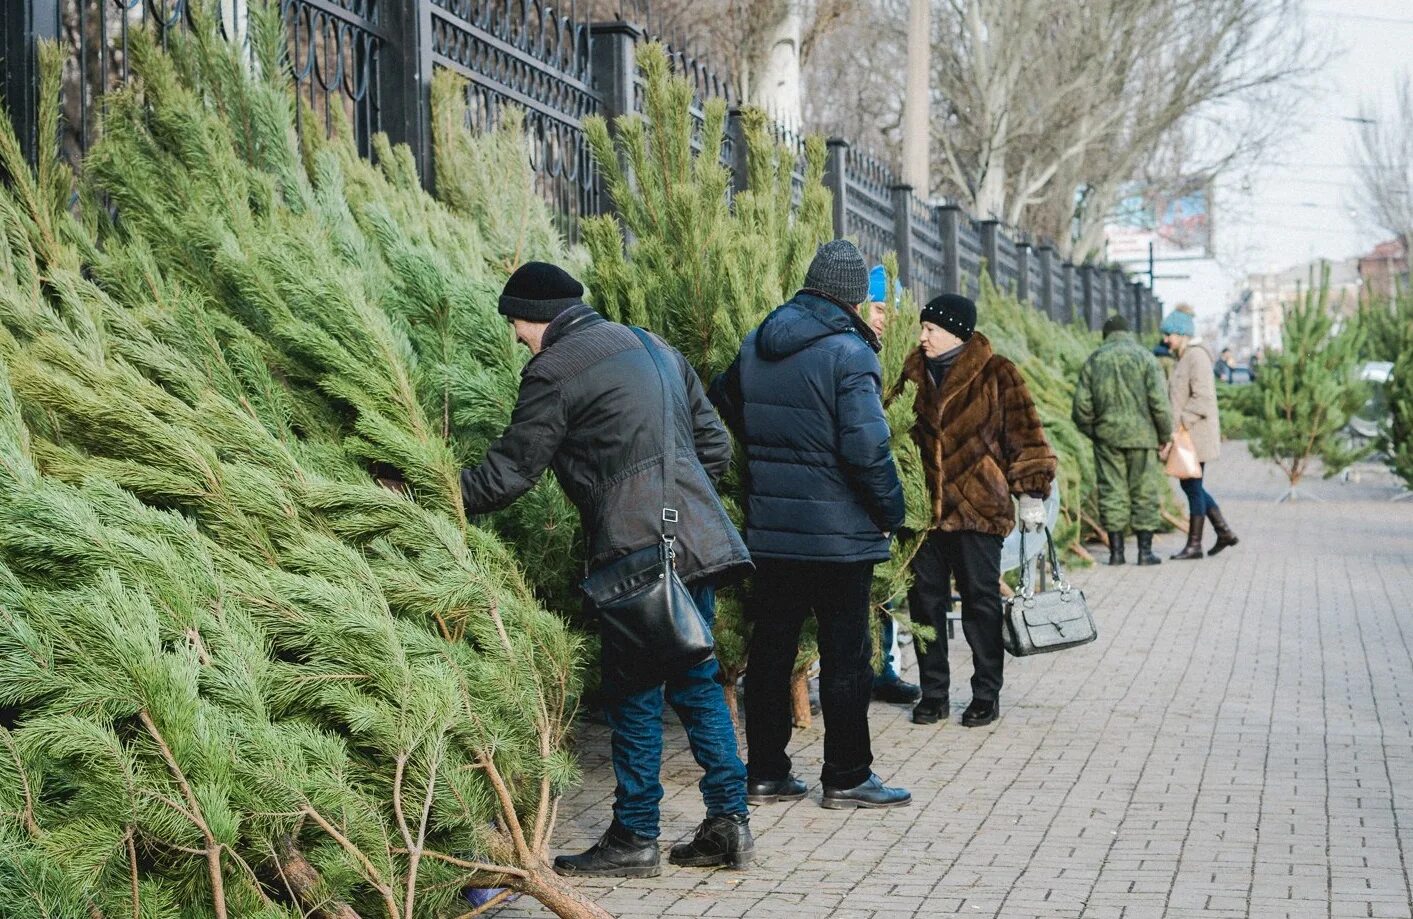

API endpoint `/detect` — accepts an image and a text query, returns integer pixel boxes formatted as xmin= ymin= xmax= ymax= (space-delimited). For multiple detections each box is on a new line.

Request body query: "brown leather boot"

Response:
xmin=1206 ymin=506 xmax=1239 ymax=555
xmin=1170 ymin=516 xmax=1205 ymax=560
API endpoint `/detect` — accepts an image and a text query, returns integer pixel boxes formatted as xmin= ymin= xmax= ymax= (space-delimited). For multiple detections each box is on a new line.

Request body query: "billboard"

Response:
xmin=1105 ymin=181 xmax=1213 ymax=261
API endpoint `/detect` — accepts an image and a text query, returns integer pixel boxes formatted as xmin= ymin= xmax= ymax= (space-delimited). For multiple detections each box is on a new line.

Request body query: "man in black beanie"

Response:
xmin=461 ymin=261 xmax=756 ymax=877
xmin=710 ymin=240 xmax=912 ymax=810
xmin=888 ymin=293 xmax=1056 ymax=728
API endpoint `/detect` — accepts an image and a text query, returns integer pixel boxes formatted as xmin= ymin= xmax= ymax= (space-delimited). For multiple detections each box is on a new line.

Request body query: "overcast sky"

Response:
xmin=1149 ymin=0 xmax=1410 ymax=321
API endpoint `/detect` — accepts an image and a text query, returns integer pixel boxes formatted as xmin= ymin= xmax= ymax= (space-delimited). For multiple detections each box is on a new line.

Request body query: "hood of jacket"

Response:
xmin=756 ymin=290 xmax=880 ymax=361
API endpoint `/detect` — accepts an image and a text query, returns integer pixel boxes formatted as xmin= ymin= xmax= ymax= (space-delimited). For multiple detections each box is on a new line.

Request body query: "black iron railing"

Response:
xmin=1 ymin=0 xmax=1164 ymax=331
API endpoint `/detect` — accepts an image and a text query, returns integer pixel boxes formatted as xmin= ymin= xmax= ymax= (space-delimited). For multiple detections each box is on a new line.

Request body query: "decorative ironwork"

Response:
xmin=957 ymin=216 xmax=983 ymax=299
xmin=909 ymin=193 xmax=946 ymax=304
xmin=430 ymin=0 xmax=599 ymax=241
xmin=992 ymin=227 xmax=1019 ymax=295
xmin=840 ymin=146 xmax=895 ymax=269
xmin=283 ymin=0 xmax=385 ymax=157
xmin=1026 ymin=244 xmax=1044 ymax=306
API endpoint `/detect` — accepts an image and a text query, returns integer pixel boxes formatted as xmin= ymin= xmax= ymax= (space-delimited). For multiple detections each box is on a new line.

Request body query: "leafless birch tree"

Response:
xmin=1352 ymin=75 xmax=1413 ymax=252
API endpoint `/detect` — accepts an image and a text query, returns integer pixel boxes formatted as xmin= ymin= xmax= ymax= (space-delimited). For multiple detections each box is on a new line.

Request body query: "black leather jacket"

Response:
xmin=461 ymin=307 xmax=752 ymax=587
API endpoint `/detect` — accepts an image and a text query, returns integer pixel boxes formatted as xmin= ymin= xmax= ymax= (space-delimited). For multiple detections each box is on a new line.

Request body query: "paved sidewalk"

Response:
xmin=494 ymin=444 xmax=1413 ymax=918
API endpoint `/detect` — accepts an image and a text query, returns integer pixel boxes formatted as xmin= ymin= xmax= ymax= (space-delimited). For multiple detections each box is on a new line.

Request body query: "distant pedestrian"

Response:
xmin=889 ymin=293 xmax=1057 ymax=729
xmin=1213 ymin=348 xmax=1234 ymax=383
xmin=1158 ymin=309 xmax=1240 ymax=560
xmin=711 ymin=241 xmax=912 ymax=810
xmin=1072 ymin=314 xmax=1173 ymax=566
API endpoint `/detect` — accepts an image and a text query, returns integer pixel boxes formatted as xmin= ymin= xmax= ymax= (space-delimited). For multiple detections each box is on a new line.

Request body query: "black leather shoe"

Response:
xmin=668 ymin=814 xmax=754 ymax=869
xmin=552 ymin=822 xmax=660 ymax=878
xmin=746 ymin=775 xmax=808 ymax=805
xmin=821 ymin=774 xmax=911 ymax=810
xmin=1106 ymin=531 xmax=1126 ymax=565
xmin=1135 ymin=531 xmax=1162 ymax=566
xmin=911 ymin=696 xmax=948 ymax=724
xmin=961 ymin=698 xmax=999 ymax=727
xmin=873 ymin=678 xmax=922 ymax=704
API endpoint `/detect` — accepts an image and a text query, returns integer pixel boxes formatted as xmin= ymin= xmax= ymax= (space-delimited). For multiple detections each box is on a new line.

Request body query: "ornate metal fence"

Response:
xmin=2 ymin=0 xmax=1160 ymax=324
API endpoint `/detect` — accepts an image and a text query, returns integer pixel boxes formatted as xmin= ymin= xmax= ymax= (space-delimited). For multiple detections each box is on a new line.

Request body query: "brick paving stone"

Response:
xmin=490 ymin=446 xmax=1413 ymax=917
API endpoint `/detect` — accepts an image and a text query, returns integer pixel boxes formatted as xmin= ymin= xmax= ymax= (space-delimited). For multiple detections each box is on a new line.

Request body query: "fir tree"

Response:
xmin=1249 ymin=270 xmax=1370 ymax=500
xmin=0 ymin=10 xmax=608 ymax=918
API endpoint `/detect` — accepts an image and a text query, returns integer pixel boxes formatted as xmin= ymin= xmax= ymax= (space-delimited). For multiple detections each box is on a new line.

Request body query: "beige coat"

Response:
xmin=1169 ymin=341 xmax=1221 ymax=462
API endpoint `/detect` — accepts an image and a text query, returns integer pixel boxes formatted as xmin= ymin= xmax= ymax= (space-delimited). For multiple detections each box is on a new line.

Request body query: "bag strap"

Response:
xmin=1016 ymin=524 xmax=1067 ymax=597
xmin=630 ymin=327 xmax=680 ymax=544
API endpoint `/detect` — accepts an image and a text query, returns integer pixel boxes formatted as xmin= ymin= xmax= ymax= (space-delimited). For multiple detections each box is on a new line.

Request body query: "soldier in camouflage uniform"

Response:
xmin=1072 ymin=314 xmax=1173 ymax=566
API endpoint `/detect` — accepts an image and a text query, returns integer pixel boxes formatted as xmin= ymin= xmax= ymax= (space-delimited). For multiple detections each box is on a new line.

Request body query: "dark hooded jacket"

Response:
xmin=709 ymin=291 xmax=905 ymax=563
xmin=460 ymin=307 xmax=751 ymax=587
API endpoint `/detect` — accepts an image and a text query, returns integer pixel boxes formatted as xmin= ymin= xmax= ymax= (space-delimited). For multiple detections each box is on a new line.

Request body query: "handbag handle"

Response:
xmin=629 ymin=327 xmax=682 ymax=547
xmin=1016 ymin=524 xmax=1069 ymax=598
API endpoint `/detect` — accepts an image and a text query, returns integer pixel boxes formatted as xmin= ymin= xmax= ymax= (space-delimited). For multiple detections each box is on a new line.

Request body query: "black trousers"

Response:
xmin=744 ymin=559 xmax=875 ymax=790
xmin=908 ymin=530 xmax=1005 ymax=702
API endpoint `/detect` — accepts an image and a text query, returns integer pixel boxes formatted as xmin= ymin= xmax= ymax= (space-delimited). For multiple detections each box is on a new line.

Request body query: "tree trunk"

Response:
xmin=519 ymin=865 xmax=616 ymax=919
xmin=720 ymin=670 xmax=742 ymax=729
xmin=790 ymin=669 xmax=811 ymax=729
xmin=273 ymin=837 xmax=364 ymax=919
xmin=901 ymin=0 xmax=930 ymax=193
xmin=754 ymin=2 xmax=804 ymax=126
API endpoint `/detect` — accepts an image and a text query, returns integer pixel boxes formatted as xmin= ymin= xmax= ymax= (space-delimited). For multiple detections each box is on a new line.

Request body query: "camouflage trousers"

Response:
xmin=1093 ymin=444 xmax=1164 ymax=532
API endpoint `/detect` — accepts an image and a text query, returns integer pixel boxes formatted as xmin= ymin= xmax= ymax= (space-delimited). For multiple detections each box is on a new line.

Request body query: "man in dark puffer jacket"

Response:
xmin=710 ymin=240 xmax=911 ymax=810
xmin=461 ymin=262 xmax=754 ymax=878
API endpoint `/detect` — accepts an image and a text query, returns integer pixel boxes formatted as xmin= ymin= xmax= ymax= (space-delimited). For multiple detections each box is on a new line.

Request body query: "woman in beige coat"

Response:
xmin=1158 ymin=309 xmax=1240 ymax=559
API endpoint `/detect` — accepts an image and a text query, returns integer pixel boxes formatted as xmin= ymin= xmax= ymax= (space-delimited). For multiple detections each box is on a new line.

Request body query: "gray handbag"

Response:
xmin=1002 ymin=526 xmax=1097 ymax=657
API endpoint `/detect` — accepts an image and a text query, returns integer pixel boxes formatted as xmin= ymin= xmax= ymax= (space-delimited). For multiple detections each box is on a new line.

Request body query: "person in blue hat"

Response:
xmin=863 ymin=265 xmax=922 ymax=705
xmin=1159 ymin=306 xmax=1239 ymax=559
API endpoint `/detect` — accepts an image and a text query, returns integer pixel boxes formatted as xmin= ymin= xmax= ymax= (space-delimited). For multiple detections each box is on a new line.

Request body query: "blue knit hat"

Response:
xmin=868 ymin=265 xmax=888 ymax=303
xmin=1160 ymin=310 xmax=1195 ymax=337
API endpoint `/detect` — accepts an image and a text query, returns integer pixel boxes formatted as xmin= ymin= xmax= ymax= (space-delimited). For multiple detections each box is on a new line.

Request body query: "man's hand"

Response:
xmin=1017 ymin=495 xmax=1046 ymax=533
xmin=1158 ymin=440 xmax=1173 ymax=462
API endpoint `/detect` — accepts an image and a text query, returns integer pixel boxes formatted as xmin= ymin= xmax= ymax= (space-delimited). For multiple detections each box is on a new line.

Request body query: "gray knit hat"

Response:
xmin=803 ymin=240 xmax=870 ymax=305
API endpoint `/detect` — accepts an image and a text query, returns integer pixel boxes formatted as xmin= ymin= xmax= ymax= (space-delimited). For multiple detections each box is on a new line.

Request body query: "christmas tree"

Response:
xmin=0 ymin=10 xmax=607 ymax=917
xmin=1249 ymin=270 xmax=1370 ymax=500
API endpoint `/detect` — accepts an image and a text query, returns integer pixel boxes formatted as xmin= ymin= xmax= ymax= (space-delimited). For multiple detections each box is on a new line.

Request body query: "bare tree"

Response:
xmin=1352 ymin=75 xmax=1413 ymax=252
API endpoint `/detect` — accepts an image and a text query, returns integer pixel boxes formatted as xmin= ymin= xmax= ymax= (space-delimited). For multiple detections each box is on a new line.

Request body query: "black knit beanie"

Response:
xmin=1102 ymin=313 xmax=1129 ymax=336
xmin=920 ymin=293 xmax=977 ymax=341
xmin=498 ymin=261 xmax=585 ymax=322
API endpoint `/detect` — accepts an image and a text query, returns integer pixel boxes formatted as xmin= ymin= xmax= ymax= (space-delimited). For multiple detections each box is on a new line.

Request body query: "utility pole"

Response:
xmin=901 ymin=0 xmax=930 ymax=193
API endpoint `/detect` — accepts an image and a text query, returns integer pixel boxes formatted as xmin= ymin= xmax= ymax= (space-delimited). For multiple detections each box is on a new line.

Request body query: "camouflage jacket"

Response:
xmin=1072 ymin=332 xmax=1173 ymax=449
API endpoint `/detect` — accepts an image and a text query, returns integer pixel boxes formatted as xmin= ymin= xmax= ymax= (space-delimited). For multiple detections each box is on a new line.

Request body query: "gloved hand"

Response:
xmin=1017 ymin=495 xmax=1047 ymax=533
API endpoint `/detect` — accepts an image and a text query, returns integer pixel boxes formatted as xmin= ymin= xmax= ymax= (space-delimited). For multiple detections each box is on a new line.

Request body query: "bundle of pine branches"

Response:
xmin=0 ymin=5 xmax=609 ymax=917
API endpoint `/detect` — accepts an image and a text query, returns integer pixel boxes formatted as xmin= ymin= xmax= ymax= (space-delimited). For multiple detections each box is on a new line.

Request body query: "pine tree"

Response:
xmin=1249 ymin=270 xmax=1371 ymax=500
xmin=1353 ymin=292 xmax=1413 ymax=492
xmin=0 ymin=11 xmax=608 ymax=919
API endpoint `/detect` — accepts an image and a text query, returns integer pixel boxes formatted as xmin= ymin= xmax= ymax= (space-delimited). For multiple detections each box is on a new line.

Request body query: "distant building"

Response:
xmin=1224 ymin=257 xmax=1361 ymax=357
xmin=1357 ymin=237 xmax=1408 ymax=300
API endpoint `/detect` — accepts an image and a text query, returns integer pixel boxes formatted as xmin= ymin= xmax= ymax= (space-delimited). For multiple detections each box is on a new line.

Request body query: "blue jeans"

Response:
xmin=873 ymin=609 xmax=901 ymax=686
xmin=603 ymin=586 xmax=748 ymax=838
xmin=1179 ymin=463 xmax=1218 ymax=517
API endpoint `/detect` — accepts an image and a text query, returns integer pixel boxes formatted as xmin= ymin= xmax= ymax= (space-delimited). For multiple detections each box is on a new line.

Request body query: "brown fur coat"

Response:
xmin=890 ymin=333 xmax=1057 ymax=536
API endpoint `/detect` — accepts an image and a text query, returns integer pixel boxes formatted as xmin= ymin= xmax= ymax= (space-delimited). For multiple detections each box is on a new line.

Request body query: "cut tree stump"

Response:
xmin=790 ymin=670 xmax=812 ymax=729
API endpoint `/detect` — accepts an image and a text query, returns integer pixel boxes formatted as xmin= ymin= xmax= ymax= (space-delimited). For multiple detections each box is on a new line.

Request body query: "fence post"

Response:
xmin=1037 ymin=246 xmax=1055 ymax=319
xmin=1080 ymin=265 xmax=1100 ymax=330
xmin=938 ymin=204 xmax=962 ymax=295
xmin=890 ymin=185 xmax=914 ymax=289
xmin=379 ymin=0 xmax=434 ymax=187
xmin=1060 ymin=263 xmax=1075 ymax=324
xmin=1015 ymin=242 xmax=1031 ymax=304
xmin=1130 ymin=282 xmax=1145 ymax=332
xmin=825 ymin=139 xmax=849 ymax=239
xmin=979 ymin=219 xmax=999 ymax=286
xmin=1 ymin=0 xmax=59 ymax=169
xmin=1109 ymin=270 xmax=1125 ymax=324
xmin=591 ymin=23 xmax=642 ymax=127
xmin=726 ymin=108 xmax=750 ymax=197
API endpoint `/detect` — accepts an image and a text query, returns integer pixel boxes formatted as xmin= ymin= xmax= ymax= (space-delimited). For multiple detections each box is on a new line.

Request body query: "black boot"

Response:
xmin=961 ymin=697 xmax=999 ymax=727
xmin=872 ymin=677 xmax=922 ymax=704
xmin=668 ymin=814 xmax=754 ymax=869
xmin=1135 ymin=532 xmax=1161 ymax=566
xmin=552 ymin=822 xmax=660 ymax=878
xmin=1206 ymin=507 xmax=1240 ymax=555
xmin=911 ymin=696 xmax=948 ymax=725
xmin=1170 ymin=516 xmax=1205 ymax=560
xmin=1106 ymin=531 xmax=1126 ymax=565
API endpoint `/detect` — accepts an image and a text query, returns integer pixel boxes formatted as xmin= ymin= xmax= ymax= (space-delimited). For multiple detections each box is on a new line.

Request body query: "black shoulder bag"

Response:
xmin=1002 ymin=526 xmax=1098 ymax=657
xmin=579 ymin=328 xmax=715 ymax=695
